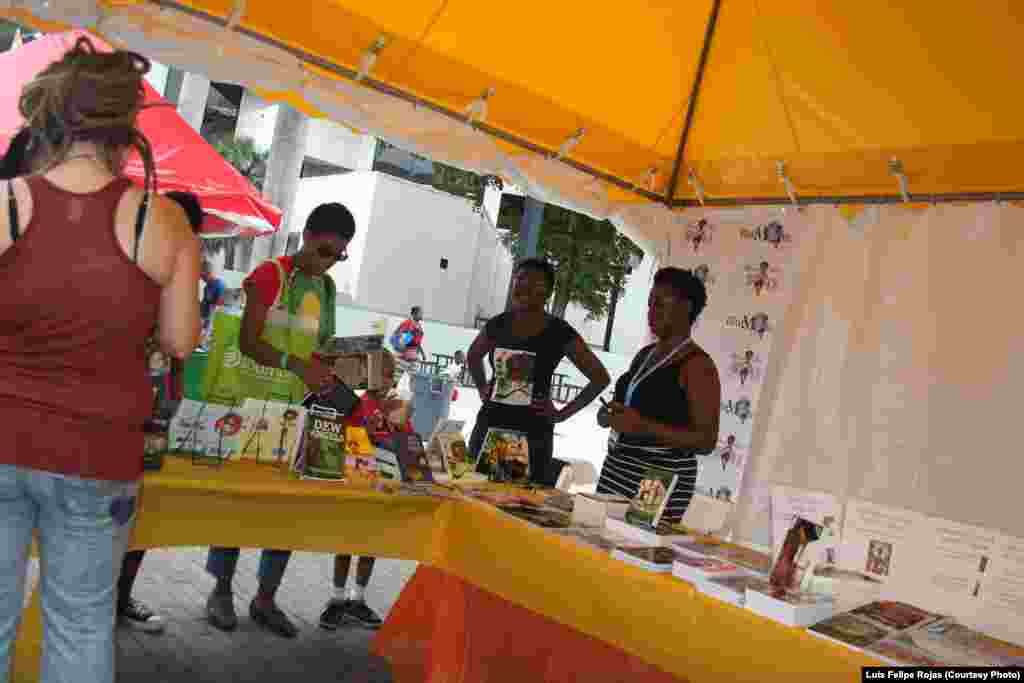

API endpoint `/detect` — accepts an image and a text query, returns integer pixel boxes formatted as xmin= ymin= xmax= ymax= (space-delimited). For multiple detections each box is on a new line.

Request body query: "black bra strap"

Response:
xmin=133 ymin=190 xmax=150 ymax=263
xmin=8 ymin=181 xmax=18 ymax=243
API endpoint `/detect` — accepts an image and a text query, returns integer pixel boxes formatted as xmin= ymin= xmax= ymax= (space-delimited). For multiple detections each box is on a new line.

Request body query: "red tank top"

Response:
xmin=0 ymin=176 xmax=161 ymax=481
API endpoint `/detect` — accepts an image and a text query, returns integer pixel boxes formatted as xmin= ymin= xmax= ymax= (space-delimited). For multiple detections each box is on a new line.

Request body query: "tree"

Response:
xmin=497 ymin=198 xmax=644 ymax=321
xmin=212 ymin=136 xmax=268 ymax=189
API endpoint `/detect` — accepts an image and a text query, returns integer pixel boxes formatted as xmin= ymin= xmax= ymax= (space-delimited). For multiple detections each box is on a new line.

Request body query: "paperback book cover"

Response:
xmin=375 ymin=448 xmax=402 ymax=482
xmin=497 ymin=504 xmax=571 ymax=529
xmin=237 ymin=399 xmax=307 ymax=465
xmin=809 ymin=612 xmax=891 ymax=651
xmin=302 ymin=407 xmax=348 ymax=480
xmin=867 ymin=618 xmax=1024 ymax=667
xmin=551 ymin=527 xmax=632 ymax=553
xmin=808 ymin=601 xmax=941 ymax=655
xmin=702 ymin=543 xmax=773 ymax=575
xmin=320 ymin=334 xmax=384 ymax=355
xmin=425 ymin=419 xmax=463 ymax=479
xmin=612 ymin=545 xmax=681 ymax=572
xmin=672 ymin=554 xmax=747 ymax=583
xmin=169 ymin=399 xmax=243 ymax=460
xmin=476 ymin=428 xmax=530 ymax=481
xmin=389 ymin=432 xmax=434 ymax=484
xmin=490 ymin=348 xmax=536 ymax=406
xmin=624 ymin=466 xmax=680 ymax=533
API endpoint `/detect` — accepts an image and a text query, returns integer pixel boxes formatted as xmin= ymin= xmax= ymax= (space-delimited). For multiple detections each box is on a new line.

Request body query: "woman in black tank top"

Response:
xmin=597 ymin=267 xmax=721 ymax=524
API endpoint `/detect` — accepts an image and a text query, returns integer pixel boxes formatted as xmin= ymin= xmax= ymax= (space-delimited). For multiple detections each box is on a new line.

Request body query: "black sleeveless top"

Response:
xmin=612 ymin=343 xmax=698 ymax=448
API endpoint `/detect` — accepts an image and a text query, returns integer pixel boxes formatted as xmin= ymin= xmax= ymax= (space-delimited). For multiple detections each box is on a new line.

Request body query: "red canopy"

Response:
xmin=0 ymin=30 xmax=281 ymax=237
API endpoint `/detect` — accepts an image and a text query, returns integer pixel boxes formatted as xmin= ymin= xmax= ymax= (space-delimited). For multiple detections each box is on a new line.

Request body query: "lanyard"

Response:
xmin=624 ymin=337 xmax=691 ymax=407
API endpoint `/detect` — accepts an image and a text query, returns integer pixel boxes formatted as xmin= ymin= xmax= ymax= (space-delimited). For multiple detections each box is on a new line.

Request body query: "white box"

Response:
xmin=604 ymin=516 xmax=691 ymax=547
xmin=744 ymin=579 xmax=835 ymax=627
xmin=572 ymin=492 xmax=630 ymax=527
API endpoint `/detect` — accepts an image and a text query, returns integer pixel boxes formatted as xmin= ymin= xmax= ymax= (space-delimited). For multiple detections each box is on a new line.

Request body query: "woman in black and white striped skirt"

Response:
xmin=596 ymin=267 xmax=721 ymax=525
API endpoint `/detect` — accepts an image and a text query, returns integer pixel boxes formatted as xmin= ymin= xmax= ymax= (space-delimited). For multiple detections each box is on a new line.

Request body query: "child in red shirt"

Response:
xmin=323 ymin=350 xmax=408 ymax=630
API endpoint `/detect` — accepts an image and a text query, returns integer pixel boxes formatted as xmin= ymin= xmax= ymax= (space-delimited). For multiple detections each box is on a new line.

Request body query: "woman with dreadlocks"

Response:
xmin=0 ymin=37 xmax=199 ymax=682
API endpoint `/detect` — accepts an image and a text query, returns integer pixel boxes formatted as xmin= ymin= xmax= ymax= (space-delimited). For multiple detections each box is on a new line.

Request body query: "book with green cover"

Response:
xmin=624 ymin=466 xmax=679 ymax=532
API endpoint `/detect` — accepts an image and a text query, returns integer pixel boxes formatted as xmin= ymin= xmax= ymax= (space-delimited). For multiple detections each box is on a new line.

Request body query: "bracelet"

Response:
xmin=280 ymin=352 xmax=290 ymax=371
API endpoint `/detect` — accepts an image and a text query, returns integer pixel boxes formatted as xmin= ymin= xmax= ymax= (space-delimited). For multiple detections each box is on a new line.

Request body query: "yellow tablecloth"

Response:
xmin=14 ymin=459 xmax=877 ymax=682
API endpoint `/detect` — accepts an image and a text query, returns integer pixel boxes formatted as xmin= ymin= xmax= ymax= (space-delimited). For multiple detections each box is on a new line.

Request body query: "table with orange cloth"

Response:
xmin=13 ymin=460 xmax=879 ymax=682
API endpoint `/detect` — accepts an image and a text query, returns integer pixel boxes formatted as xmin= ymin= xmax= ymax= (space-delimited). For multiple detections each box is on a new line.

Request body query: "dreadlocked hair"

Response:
xmin=17 ymin=36 xmax=155 ymax=194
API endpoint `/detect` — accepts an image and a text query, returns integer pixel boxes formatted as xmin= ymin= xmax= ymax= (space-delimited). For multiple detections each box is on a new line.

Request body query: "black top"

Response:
xmin=477 ymin=312 xmax=580 ymax=436
xmin=613 ymin=343 xmax=700 ymax=449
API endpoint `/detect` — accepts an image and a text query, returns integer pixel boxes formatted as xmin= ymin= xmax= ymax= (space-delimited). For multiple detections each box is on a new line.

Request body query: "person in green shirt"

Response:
xmin=205 ymin=203 xmax=354 ymax=639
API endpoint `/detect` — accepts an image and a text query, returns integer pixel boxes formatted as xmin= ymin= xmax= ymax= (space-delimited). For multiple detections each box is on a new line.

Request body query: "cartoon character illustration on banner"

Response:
xmin=722 ymin=398 xmax=753 ymax=424
xmin=686 ymin=219 xmax=712 ymax=252
xmin=716 ymin=434 xmax=743 ymax=471
xmin=739 ymin=220 xmax=791 ymax=248
xmin=751 ymin=313 xmax=770 ymax=339
xmin=693 ymin=263 xmax=716 ymax=290
xmin=729 ymin=349 xmax=762 ymax=386
xmin=745 ymin=261 xmax=782 ymax=296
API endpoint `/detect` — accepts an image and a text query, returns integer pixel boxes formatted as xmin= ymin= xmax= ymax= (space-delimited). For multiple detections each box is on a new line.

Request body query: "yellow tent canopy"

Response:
xmin=5 ymin=1 xmax=1024 ymax=240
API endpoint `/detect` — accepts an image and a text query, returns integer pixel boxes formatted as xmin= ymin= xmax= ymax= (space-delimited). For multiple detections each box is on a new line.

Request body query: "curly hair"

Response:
xmin=653 ymin=267 xmax=708 ymax=325
xmin=17 ymin=36 xmax=154 ymax=192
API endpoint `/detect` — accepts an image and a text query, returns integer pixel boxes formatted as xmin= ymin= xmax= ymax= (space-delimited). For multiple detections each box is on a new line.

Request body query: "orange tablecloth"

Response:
xmin=12 ymin=461 xmax=876 ymax=682
xmin=372 ymin=565 xmax=686 ymax=683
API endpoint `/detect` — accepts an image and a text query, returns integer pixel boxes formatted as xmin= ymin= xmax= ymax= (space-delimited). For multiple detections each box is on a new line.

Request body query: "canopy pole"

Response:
xmin=665 ymin=0 xmax=722 ymax=206
xmin=670 ymin=191 xmax=1024 ymax=208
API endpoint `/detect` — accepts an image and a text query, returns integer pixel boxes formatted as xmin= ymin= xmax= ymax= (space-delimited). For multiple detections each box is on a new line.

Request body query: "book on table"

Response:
xmin=807 ymin=600 xmax=941 ymax=654
xmin=475 ymin=428 xmax=530 ymax=482
xmin=604 ymin=466 xmax=689 ymax=546
xmin=672 ymin=553 xmax=750 ymax=584
xmin=301 ymin=406 xmax=348 ymax=480
xmin=866 ymin=617 xmax=1024 ymax=667
xmin=610 ymin=545 xmax=682 ymax=573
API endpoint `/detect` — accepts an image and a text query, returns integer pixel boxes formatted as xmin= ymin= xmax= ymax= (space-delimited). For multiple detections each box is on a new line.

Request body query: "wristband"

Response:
xmin=280 ymin=352 xmax=290 ymax=371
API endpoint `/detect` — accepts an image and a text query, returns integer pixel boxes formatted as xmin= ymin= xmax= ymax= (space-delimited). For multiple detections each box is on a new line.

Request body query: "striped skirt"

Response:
xmin=596 ymin=437 xmax=697 ymax=525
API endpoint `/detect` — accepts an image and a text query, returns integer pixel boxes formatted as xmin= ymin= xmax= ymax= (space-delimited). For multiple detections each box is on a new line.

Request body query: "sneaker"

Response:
xmin=249 ymin=599 xmax=298 ymax=639
xmin=319 ymin=599 xmax=351 ymax=631
xmin=118 ymin=598 xmax=165 ymax=634
xmin=205 ymin=591 xmax=238 ymax=632
xmin=346 ymin=600 xmax=383 ymax=630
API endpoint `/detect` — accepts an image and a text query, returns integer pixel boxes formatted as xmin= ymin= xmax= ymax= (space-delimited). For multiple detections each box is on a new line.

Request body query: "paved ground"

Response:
xmin=111 ymin=548 xmax=417 ymax=682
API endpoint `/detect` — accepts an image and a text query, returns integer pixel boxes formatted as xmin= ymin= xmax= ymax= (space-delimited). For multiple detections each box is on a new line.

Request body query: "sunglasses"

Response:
xmin=316 ymin=245 xmax=348 ymax=262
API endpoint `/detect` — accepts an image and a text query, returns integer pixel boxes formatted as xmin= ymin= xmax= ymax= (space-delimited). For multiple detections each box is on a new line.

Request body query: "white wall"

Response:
xmin=293 ymin=172 xmax=378 ymax=302
xmin=236 ymin=91 xmax=376 ymax=170
xmin=355 ymin=173 xmax=505 ymax=327
xmin=305 ymin=119 xmax=375 ymax=170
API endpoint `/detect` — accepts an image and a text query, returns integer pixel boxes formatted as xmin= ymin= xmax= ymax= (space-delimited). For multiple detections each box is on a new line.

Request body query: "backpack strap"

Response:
xmin=270 ymin=258 xmax=290 ymax=309
xmin=7 ymin=181 xmax=18 ymax=243
xmin=132 ymin=189 xmax=150 ymax=263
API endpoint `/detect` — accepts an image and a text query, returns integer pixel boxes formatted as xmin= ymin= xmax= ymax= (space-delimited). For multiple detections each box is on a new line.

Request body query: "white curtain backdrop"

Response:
xmin=707 ymin=202 xmax=1024 ymax=548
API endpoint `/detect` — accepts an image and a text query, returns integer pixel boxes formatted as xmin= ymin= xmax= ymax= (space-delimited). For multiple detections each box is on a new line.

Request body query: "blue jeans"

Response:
xmin=205 ymin=548 xmax=290 ymax=591
xmin=0 ymin=465 xmax=137 ymax=683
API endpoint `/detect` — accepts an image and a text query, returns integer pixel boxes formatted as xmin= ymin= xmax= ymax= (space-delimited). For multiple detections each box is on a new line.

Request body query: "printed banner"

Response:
xmin=658 ymin=212 xmax=804 ymax=521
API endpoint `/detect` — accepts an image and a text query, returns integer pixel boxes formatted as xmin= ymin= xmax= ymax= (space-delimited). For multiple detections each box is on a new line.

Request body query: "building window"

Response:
xmin=300 ymin=157 xmax=351 ymax=179
xmin=372 ymin=140 xmax=485 ymax=201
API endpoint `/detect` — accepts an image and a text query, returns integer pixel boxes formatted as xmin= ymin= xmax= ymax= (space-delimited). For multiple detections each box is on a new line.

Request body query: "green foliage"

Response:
xmin=498 ymin=200 xmax=644 ymax=321
xmin=213 ymin=136 xmax=268 ymax=190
